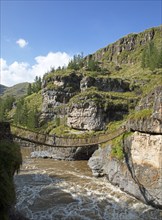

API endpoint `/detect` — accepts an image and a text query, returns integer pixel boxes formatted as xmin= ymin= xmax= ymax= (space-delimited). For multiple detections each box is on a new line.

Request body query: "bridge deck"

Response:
xmin=11 ymin=125 xmax=125 ymax=148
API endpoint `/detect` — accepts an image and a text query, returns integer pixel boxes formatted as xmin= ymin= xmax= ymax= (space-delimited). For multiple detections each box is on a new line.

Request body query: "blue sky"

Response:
xmin=0 ymin=0 xmax=161 ymax=86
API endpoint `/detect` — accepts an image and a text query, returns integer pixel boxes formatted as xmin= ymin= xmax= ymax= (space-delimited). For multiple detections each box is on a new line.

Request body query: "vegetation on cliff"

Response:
xmin=141 ymin=41 xmax=162 ymax=70
xmin=111 ymin=134 xmax=124 ymax=160
xmin=0 ymin=140 xmax=22 ymax=220
xmin=13 ymin=92 xmax=42 ymax=129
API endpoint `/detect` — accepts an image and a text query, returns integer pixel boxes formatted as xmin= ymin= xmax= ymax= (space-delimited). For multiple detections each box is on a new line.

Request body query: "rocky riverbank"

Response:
xmin=88 ymin=86 xmax=162 ymax=208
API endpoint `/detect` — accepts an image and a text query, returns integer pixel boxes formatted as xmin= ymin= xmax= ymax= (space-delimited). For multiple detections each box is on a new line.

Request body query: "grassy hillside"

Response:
xmin=0 ymin=84 xmax=8 ymax=95
xmin=40 ymin=25 xmax=162 ymax=135
xmin=1 ymin=82 xmax=29 ymax=98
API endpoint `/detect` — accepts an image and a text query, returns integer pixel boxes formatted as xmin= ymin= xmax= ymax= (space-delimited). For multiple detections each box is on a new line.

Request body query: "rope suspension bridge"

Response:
xmin=11 ymin=125 xmax=126 ymax=148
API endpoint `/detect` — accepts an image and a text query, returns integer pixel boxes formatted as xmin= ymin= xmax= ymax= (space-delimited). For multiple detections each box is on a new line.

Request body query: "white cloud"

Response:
xmin=0 ymin=52 xmax=71 ymax=87
xmin=16 ymin=38 xmax=28 ymax=48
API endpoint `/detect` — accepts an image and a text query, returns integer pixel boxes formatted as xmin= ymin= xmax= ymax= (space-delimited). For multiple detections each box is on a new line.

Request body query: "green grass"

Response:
xmin=69 ymin=88 xmax=137 ymax=112
xmin=111 ymin=134 xmax=124 ymax=160
xmin=128 ymin=108 xmax=153 ymax=120
xmin=110 ymin=132 xmax=133 ymax=160
xmin=43 ymin=69 xmax=81 ymax=81
xmin=49 ymin=124 xmax=93 ymax=138
xmin=106 ymin=120 xmax=125 ymax=132
xmin=25 ymin=91 xmax=43 ymax=111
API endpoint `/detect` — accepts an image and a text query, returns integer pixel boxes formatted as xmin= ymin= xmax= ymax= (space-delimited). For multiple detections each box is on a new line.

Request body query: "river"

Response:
xmin=14 ymin=147 xmax=162 ymax=220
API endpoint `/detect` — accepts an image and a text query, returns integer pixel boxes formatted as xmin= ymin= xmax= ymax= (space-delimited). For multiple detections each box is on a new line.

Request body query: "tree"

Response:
xmin=87 ymin=59 xmax=100 ymax=71
xmin=68 ymin=53 xmax=84 ymax=70
xmin=32 ymin=76 xmax=42 ymax=93
xmin=21 ymin=102 xmax=28 ymax=126
xmin=157 ymin=49 xmax=162 ymax=68
xmin=27 ymin=76 xmax=42 ymax=96
xmin=0 ymin=98 xmax=5 ymax=121
xmin=141 ymin=41 xmax=162 ymax=71
xmin=27 ymin=83 xmax=32 ymax=96
xmin=13 ymin=97 xmax=40 ymax=129
xmin=27 ymin=108 xmax=39 ymax=129
xmin=0 ymin=96 xmax=15 ymax=121
xmin=14 ymin=99 xmax=28 ymax=126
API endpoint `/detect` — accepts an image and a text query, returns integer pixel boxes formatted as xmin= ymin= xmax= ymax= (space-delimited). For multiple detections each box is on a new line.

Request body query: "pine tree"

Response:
xmin=31 ymin=76 xmax=42 ymax=93
xmin=67 ymin=53 xmax=84 ymax=70
xmin=157 ymin=49 xmax=162 ymax=68
xmin=27 ymin=108 xmax=39 ymax=129
xmin=21 ymin=102 xmax=28 ymax=126
xmin=13 ymin=99 xmax=23 ymax=125
xmin=0 ymin=98 xmax=5 ymax=121
xmin=27 ymin=83 xmax=32 ymax=95
xmin=141 ymin=41 xmax=162 ymax=71
xmin=87 ymin=59 xmax=100 ymax=71
xmin=149 ymin=42 xmax=159 ymax=71
xmin=0 ymin=96 xmax=15 ymax=121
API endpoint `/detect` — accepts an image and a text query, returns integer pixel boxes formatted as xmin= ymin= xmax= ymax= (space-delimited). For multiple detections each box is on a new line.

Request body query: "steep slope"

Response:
xmin=0 ymin=84 xmax=8 ymax=95
xmin=86 ymin=26 xmax=161 ymax=67
xmin=41 ymin=26 xmax=162 ymax=134
xmin=88 ymin=86 xmax=162 ymax=208
xmin=1 ymin=82 xmax=29 ymax=98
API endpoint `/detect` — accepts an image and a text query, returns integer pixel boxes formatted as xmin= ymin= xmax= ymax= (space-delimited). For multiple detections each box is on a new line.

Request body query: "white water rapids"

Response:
xmin=14 ymin=147 xmax=162 ymax=220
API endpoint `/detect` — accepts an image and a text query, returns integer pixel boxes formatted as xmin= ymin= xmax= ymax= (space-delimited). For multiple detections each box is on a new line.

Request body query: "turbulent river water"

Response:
xmin=14 ymin=147 xmax=162 ymax=220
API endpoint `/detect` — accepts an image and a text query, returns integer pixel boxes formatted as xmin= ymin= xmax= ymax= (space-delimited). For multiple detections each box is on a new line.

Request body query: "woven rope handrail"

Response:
xmin=11 ymin=125 xmax=126 ymax=147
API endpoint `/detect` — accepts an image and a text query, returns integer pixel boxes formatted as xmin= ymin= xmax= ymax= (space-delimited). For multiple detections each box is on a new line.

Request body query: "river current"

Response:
xmin=14 ymin=147 xmax=162 ymax=220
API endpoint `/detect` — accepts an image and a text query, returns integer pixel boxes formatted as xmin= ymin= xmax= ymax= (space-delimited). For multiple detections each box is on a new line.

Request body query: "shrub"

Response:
xmin=0 ymin=140 xmax=22 ymax=219
xmin=111 ymin=134 xmax=124 ymax=160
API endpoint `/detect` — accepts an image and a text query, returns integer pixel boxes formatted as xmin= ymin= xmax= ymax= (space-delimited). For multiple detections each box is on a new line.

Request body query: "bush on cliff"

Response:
xmin=0 ymin=140 xmax=22 ymax=220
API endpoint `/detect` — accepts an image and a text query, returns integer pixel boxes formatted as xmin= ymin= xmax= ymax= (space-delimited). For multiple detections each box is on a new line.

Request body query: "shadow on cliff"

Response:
xmin=123 ymin=141 xmax=162 ymax=210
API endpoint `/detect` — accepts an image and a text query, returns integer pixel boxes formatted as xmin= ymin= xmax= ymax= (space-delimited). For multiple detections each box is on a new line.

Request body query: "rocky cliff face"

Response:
xmin=41 ymin=72 xmax=132 ymax=130
xmin=41 ymin=26 xmax=161 ymax=130
xmin=88 ymin=86 xmax=162 ymax=208
xmin=41 ymin=72 xmax=82 ymax=122
xmin=86 ymin=27 xmax=160 ymax=65
xmin=67 ymin=91 xmax=129 ymax=131
xmin=80 ymin=76 xmax=130 ymax=92
xmin=127 ymin=86 xmax=162 ymax=133
xmin=67 ymin=100 xmax=105 ymax=131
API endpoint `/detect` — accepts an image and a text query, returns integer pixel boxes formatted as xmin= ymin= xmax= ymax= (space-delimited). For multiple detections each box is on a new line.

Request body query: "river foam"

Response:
xmin=14 ymin=147 xmax=162 ymax=220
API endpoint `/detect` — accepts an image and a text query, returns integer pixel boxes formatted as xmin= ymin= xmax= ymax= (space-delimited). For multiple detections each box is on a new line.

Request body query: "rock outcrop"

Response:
xmin=88 ymin=86 xmax=162 ymax=208
xmin=41 ymin=72 xmax=82 ymax=122
xmin=67 ymin=92 xmax=129 ymax=131
xmin=41 ymin=71 xmax=132 ymax=130
xmin=127 ymin=86 xmax=162 ymax=133
xmin=67 ymin=104 xmax=105 ymax=131
xmin=86 ymin=27 xmax=160 ymax=65
xmin=80 ymin=76 xmax=130 ymax=92
xmin=31 ymin=145 xmax=98 ymax=160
